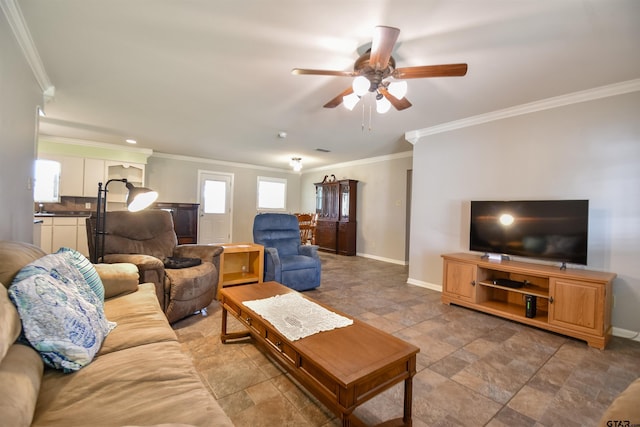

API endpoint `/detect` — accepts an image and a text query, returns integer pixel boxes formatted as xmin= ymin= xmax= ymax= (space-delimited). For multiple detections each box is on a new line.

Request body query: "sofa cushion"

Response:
xmin=0 ymin=285 xmax=21 ymax=361
xmin=33 ymin=341 xmax=233 ymax=427
xmin=9 ymin=253 xmax=116 ymax=372
xmin=94 ymin=262 xmax=140 ymax=298
xmin=56 ymin=247 xmax=104 ymax=301
xmin=99 ymin=283 xmax=177 ymax=355
xmin=0 ymin=343 xmax=44 ymax=427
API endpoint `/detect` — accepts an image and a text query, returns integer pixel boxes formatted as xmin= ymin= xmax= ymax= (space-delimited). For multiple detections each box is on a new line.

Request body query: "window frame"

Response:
xmin=256 ymin=176 xmax=287 ymax=212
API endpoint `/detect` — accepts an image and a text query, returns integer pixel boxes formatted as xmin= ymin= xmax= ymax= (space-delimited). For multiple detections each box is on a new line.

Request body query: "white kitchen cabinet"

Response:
xmin=104 ymin=161 xmax=145 ymax=203
xmin=51 ymin=217 xmax=78 ymax=253
xmin=83 ymin=158 xmax=105 ymax=197
xmin=37 ymin=216 xmax=89 ymax=257
xmin=39 ymin=217 xmax=53 ymax=254
xmin=39 ymin=154 xmax=84 ymax=197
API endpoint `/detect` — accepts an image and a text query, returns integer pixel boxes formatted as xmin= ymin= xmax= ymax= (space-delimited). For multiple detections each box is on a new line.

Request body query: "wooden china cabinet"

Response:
xmin=153 ymin=202 xmax=199 ymax=244
xmin=314 ymin=178 xmax=358 ymax=255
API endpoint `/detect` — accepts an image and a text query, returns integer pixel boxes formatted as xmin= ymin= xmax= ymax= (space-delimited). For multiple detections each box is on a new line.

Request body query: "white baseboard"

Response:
xmin=612 ymin=327 xmax=640 ymax=342
xmin=356 ymin=252 xmax=408 ymax=266
xmin=407 ymin=278 xmax=442 ymax=292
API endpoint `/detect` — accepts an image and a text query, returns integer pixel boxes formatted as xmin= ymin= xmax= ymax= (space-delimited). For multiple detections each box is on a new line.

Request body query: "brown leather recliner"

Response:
xmin=86 ymin=210 xmax=223 ymax=323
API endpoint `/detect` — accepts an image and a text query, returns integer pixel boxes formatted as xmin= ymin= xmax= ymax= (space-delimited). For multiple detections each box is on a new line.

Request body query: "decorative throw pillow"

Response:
xmin=56 ymin=247 xmax=105 ymax=301
xmin=8 ymin=253 xmax=116 ymax=372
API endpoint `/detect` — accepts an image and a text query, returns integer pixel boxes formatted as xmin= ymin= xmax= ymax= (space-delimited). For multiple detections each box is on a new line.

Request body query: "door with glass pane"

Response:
xmin=198 ymin=172 xmax=232 ymax=244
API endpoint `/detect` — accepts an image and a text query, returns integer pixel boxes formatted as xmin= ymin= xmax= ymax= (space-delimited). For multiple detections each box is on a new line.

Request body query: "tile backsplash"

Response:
xmin=35 ymin=196 xmax=97 ymax=214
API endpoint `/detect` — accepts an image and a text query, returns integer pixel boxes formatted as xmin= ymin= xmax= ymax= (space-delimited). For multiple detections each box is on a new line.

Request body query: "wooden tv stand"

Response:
xmin=441 ymin=253 xmax=616 ymax=349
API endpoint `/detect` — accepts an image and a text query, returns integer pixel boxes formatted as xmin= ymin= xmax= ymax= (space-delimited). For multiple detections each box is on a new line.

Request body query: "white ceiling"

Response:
xmin=15 ymin=0 xmax=640 ymax=170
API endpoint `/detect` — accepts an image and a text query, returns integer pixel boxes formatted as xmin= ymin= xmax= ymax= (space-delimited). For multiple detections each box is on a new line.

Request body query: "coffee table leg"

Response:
xmin=220 ymin=305 xmax=229 ymax=343
xmin=403 ymin=375 xmax=413 ymax=426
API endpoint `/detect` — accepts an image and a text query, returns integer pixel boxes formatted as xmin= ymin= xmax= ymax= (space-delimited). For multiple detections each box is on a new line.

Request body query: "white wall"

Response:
xmin=300 ymin=152 xmax=413 ymax=264
xmin=408 ymin=91 xmax=640 ymax=332
xmin=146 ymin=153 xmax=301 ymax=243
xmin=0 ymin=11 xmax=43 ymax=242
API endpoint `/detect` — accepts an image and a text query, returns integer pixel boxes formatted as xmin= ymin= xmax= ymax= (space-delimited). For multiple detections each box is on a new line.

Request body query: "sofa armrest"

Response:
xmin=598 ymin=377 xmax=640 ymax=427
xmin=101 ymin=254 xmax=165 ymax=307
xmin=173 ymin=244 xmax=223 ymax=270
xmin=94 ymin=263 xmax=139 ymax=299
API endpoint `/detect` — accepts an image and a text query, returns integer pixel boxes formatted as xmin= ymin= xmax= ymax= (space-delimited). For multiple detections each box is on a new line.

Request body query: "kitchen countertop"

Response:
xmin=34 ymin=212 xmax=92 ymax=217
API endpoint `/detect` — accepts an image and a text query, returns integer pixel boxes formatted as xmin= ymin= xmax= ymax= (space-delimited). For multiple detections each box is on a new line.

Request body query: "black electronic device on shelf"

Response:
xmin=492 ymin=278 xmax=525 ymax=288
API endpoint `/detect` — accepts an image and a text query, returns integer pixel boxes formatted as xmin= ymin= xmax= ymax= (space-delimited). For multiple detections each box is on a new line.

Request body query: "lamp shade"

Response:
xmin=352 ymin=76 xmax=370 ymax=96
xmin=376 ymin=96 xmax=391 ymax=114
xmin=343 ymin=93 xmax=360 ymax=111
xmin=126 ymin=183 xmax=158 ymax=212
xmin=388 ymin=80 xmax=408 ymax=99
xmin=289 ymin=157 xmax=302 ymax=172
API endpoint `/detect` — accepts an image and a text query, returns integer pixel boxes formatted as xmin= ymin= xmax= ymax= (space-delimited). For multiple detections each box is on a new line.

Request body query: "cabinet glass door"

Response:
xmin=315 ymin=186 xmax=323 ymax=214
xmin=340 ymin=184 xmax=350 ymax=220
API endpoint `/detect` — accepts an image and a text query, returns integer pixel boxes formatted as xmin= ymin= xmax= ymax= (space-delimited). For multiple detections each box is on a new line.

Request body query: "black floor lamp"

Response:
xmin=92 ymin=178 xmax=158 ymax=263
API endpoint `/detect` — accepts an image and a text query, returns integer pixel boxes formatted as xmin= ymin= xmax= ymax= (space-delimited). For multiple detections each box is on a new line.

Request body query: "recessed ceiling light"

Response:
xmin=125 ymin=139 xmax=137 ymax=144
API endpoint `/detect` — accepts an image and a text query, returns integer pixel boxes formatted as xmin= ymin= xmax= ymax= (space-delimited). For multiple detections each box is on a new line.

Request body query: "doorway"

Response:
xmin=197 ymin=171 xmax=233 ymax=244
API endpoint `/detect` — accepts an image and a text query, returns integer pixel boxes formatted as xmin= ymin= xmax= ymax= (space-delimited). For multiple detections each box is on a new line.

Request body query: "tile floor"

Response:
xmin=172 ymin=253 xmax=640 ymax=426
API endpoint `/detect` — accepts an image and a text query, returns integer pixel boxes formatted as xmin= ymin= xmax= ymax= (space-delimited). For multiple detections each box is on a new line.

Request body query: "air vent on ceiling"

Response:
xmin=315 ymin=148 xmax=331 ymax=153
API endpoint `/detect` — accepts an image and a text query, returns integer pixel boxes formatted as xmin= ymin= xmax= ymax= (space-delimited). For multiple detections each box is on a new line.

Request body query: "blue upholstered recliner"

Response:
xmin=253 ymin=213 xmax=321 ymax=291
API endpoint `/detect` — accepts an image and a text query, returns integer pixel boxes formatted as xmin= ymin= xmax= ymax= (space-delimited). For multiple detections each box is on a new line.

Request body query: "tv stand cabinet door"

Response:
xmin=548 ymin=278 xmax=604 ymax=336
xmin=443 ymin=260 xmax=477 ymax=303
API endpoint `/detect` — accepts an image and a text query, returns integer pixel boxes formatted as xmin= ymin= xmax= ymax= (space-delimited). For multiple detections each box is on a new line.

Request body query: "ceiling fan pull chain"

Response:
xmin=369 ymin=104 xmax=373 ymax=132
xmin=361 ymin=102 xmax=365 ymax=132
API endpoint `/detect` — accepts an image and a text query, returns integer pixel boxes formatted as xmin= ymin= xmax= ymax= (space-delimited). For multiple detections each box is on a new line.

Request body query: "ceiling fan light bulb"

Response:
xmin=388 ymin=81 xmax=407 ymax=99
xmin=376 ymin=97 xmax=391 ymax=114
xmin=343 ymin=93 xmax=360 ymax=110
xmin=352 ymin=76 xmax=370 ymax=96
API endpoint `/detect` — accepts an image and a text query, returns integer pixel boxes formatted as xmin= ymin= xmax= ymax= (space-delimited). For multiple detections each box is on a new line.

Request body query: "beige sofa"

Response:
xmin=0 ymin=240 xmax=232 ymax=427
xmin=598 ymin=377 xmax=640 ymax=427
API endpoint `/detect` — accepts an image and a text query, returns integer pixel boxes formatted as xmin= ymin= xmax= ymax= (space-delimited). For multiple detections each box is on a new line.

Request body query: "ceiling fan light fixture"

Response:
xmin=343 ymin=92 xmax=360 ymax=111
xmin=352 ymin=76 xmax=370 ymax=96
xmin=376 ymin=96 xmax=391 ymax=114
xmin=387 ymin=80 xmax=408 ymax=99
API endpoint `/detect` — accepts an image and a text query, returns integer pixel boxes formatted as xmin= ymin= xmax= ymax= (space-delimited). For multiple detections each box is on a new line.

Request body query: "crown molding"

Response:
xmin=152 ymin=152 xmax=297 ymax=174
xmin=303 ymin=151 xmax=413 ymax=174
xmin=405 ymin=78 xmax=640 ymax=144
xmin=39 ymin=135 xmax=153 ymax=156
xmin=0 ymin=0 xmax=55 ymax=100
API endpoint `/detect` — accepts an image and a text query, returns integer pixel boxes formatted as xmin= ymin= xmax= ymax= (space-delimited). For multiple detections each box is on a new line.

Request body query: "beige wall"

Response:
xmin=300 ymin=152 xmax=413 ymax=264
xmin=0 ymin=12 xmax=42 ymax=242
xmin=146 ymin=153 xmax=301 ymax=243
xmin=408 ymin=91 xmax=640 ymax=333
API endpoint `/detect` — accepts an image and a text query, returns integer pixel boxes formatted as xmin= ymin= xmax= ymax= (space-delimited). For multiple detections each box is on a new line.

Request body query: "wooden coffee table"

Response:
xmin=220 ymin=281 xmax=419 ymax=426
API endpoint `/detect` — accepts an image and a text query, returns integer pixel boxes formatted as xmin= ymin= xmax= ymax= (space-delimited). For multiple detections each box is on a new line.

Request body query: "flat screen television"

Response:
xmin=469 ymin=200 xmax=589 ymax=266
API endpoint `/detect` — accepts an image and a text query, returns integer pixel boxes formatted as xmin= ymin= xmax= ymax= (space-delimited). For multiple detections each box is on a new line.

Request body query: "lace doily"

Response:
xmin=242 ymin=292 xmax=353 ymax=341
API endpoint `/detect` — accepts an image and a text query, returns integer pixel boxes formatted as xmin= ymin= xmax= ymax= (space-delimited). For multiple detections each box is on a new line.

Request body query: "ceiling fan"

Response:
xmin=292 ymin=26 xmax=467 ymax=113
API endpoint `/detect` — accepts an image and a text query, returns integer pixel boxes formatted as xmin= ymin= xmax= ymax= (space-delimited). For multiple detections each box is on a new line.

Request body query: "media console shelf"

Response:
xmin=441 ymin=253 xmax=616 ymax=349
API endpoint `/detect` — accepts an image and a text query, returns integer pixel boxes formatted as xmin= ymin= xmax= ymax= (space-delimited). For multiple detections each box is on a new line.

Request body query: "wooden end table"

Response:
xmin=217 ymin=243 xmax=264 ymax=298
xmin=220 ymin=282 xmax=419 ymax=426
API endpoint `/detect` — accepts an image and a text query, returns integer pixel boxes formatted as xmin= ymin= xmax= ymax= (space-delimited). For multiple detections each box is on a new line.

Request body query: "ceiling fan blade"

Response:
xmin=291 ymin=68 xmax=356 ymax=77
xmin=369 ymin=26 xmax=400 ymax=70
xmin=392 ymin=63 xmax=468 ymax=79
xmin=323 ymin=86 xmax=354 ymax=108
xmin=378 ymin=87 xmax=412 ymax=111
